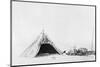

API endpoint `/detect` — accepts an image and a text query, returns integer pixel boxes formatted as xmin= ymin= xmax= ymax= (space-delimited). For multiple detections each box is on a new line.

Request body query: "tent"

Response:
xmin=21 ymin=30 xmax=62 ymax=57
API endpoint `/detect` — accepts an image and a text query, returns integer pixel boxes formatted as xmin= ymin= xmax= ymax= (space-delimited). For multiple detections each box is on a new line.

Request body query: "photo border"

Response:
xmin=10 ymin=0 xmax=97 ymax=67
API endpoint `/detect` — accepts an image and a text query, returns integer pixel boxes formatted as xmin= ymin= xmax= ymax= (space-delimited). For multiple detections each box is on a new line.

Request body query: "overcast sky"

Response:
xmin=12 ymin=2 xmax=95 ymax=57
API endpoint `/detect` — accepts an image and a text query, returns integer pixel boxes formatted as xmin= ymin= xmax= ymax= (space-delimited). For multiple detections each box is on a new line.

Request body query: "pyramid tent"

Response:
xmin=21 ymin=31 xmax=62 ymax=57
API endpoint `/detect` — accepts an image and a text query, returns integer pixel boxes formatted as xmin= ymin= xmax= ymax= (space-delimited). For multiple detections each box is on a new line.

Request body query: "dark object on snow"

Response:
xmin=86 ymin=51 xmax=95 ymax=55
xmin=67 ymin=49 xmax=77 ymax=55
xmin=64 ymin=48 xmax=95 ymax=56
xmin=76 ymin=48 xmax=88 ymax=56
xmin=77 ymin=48 xmax=95 ymax=56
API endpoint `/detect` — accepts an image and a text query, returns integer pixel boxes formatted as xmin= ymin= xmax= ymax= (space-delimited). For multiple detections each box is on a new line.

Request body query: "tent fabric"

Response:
xmin=21 ymin=31 xmax=62 ymax=57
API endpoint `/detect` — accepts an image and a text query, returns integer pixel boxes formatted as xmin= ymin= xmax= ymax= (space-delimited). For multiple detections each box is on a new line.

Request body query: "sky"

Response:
xmin=12 ymin=1 xmax=95 ymax=57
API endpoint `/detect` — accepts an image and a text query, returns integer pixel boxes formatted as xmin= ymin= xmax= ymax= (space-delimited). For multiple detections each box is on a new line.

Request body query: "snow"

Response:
xmin=12 ymin=54 xmax=95 ymax=66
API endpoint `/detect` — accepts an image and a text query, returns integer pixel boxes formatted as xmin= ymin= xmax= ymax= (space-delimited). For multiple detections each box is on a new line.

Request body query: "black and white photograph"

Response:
xmin=11 ymin=0 xmax=96 ymax=66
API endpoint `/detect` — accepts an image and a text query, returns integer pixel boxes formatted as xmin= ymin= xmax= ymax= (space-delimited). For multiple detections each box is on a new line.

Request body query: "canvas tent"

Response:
xmin=21 ymin=30 xmax=62 ymax=57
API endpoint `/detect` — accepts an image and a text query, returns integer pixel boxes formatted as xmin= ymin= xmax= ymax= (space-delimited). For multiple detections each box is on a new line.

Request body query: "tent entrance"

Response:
xmin=35 ymin=43 xmax=59 ymax=57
